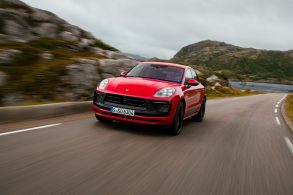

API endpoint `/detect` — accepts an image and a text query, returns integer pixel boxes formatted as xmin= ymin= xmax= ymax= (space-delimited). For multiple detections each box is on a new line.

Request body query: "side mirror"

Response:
xmin=120 ymin=71 xmax=127 ymax=77
xmin=188 ymin=79 xmax=199 ymax=87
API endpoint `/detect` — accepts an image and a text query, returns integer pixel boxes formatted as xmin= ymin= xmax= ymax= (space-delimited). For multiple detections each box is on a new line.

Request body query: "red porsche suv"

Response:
xmin=92 ymin=62 xmax=206 ymax=135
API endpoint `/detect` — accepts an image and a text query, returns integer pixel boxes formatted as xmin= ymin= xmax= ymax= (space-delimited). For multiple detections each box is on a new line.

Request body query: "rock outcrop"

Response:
xmin=57 ymin=57 xmax=138 ymax=101
xmin=206 ymin=74 xmax=221 ymax=83
xmin=0 ymin=49 xmax=21 ymax=65
xmin=0 ymin=71 xmax=8 ymax=86
xmin=62 ymin=59 xmax=100 ymax=99
xmin=0 ymin=0 xmax=96 ymax=45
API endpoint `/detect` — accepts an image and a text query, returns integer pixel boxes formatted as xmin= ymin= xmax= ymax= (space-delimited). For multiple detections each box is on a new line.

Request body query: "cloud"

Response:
xmin=23 ymin=0 xmax=293 ymax=58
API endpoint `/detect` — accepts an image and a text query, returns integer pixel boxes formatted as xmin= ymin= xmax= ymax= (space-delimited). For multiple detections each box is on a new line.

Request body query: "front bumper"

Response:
xmin=93 ymin=104 xmax=173 ymax=125
xmin=92 ymin=91 xmax=178 ymax=125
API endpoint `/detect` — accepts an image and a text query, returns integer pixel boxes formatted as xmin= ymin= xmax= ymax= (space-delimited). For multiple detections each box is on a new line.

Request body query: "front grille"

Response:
xmin=104 ymin=94 xmax=146 ymax=107
xmin=94 ymin=92 xmax=171 ymax=116
xmin=94 ymin=92 xmax=105 ymax=104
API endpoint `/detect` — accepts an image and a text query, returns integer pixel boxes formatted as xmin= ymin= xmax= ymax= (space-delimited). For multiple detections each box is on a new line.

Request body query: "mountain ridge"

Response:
xmin=171 ymin=40 xmax=293 ymax=84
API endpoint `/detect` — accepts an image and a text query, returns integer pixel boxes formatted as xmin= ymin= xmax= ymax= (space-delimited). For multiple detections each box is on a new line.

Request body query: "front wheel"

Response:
xmin=169 ymin=102 xmax=185 ymax=135
xmin=95 ymin=114 xmax=112 ymax=123
xmin=193 ymin=99 xmax=206 ymax=122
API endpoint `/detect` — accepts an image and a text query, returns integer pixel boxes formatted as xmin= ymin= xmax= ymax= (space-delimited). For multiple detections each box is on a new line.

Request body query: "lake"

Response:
xmin=229 ymin=81 xmax=293 ymax=93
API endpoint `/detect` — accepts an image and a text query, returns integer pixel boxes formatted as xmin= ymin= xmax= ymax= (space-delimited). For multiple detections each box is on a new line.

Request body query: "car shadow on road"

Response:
xmin=94 ymin=118 xmax=211 ymax=138
xmin=94 ymin=120 xmax=174 ymax=137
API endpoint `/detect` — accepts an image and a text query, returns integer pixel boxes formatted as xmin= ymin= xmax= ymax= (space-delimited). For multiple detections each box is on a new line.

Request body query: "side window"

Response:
xmin=191 ymin=69 xmax=199 ymax=80
xmin=185 ymin=69 xmax=193 ymax=85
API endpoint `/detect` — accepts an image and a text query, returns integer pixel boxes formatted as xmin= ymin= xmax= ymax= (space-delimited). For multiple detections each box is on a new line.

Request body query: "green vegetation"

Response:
xmin=284 ymin=95 xmax=293 ymax=124
xmin=92 ymin=40 xmax=119 ymax=51
xmin=206 ymin=87 xmax=259 ymax=99
xmin=172 ymin=41 xmax=293 ymax=84
xmin=0 ymin=38 xmax=105 ymax=105
xmin=30 ymin=38 xmax=72 ymax=50
xmin=186 ymin=52 xmax=292 ymax=82
xmin=13 ymin=48 xmax=40 ymax=65
xmin=13 ymin=100 xmax=63 ymax=106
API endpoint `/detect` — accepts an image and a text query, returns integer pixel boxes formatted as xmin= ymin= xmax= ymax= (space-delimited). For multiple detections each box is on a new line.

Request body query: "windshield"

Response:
xmin=126 ymin=63 xmax=184 ymax=83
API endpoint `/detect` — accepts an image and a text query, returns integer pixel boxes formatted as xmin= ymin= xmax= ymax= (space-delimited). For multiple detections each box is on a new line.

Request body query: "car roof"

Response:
xmin=140 ymin=61 xmax=189 ymax=69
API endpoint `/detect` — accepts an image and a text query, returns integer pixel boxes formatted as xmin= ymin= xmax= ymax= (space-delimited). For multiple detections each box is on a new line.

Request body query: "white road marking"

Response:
xmin=275 ymin=117 xmax=281 ymax=125
xmin=274 ymin=95 xmax=287 ymax=112
xmin=284 ymin=137 xmax=293 ymax=154
xmin=0 ymin=123 xmax=62 ymax=137
xmin=279 ymin=95 xmax=287 ymax=102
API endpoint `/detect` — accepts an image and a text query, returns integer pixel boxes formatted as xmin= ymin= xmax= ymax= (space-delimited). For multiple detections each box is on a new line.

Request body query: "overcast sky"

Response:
xmin=23 ymin=0 xmax=293 ymax=59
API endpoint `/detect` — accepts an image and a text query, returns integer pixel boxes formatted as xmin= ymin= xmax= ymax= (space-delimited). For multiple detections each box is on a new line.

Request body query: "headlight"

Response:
xmin=154 ymin=88 xmax=175 ymax=97
xmin=98 ymin=79 xmax=109 ymax=89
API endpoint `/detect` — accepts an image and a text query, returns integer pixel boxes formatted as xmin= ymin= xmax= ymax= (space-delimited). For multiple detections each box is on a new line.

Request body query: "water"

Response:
xmin=229 ymin=81 xmax=293 ymax=93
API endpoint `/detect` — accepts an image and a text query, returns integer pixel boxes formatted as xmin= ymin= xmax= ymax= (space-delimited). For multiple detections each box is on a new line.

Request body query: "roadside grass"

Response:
xmin=92 ymin=40 xmax=119 ymax=51
xmin=206 ymin=87 xmax=260 ymax=99
xmin=13 ymin=100 xmax=63 ymax=106
xmin=284 ymin=94 xmax=293 ymax=123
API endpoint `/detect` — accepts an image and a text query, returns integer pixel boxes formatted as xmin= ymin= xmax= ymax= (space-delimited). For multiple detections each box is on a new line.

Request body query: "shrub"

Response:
xmin=13 ymin=49 xmax=40 ymax=65
xmin=92 ymin=40 xmax=119 ymax=51
xmin=30 ymin=38 xmax=66 ymax=49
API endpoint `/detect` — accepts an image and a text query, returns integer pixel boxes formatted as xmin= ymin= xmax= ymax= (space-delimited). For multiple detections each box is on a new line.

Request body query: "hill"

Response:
xmin=0 ymin=0 xmax=138 ymax=106
xmin=171 ymin=40 xmax=293 ymax=84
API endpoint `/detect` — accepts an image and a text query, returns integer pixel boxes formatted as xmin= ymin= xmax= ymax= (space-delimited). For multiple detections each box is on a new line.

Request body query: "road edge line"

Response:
xmin=0 ymin=123 xmax=62 ymax=137
xmin=284 ymin=137 xmax=293 ymax=153
xmin=275 ymin=117 xmax=281 ymax=126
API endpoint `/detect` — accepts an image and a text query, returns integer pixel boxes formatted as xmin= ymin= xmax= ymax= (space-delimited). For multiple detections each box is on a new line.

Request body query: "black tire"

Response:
xmin=193 ymin=99 xmax=206 ymax=122
xmin=95 ymin=114 xmax=112 ymax=123
xmin=170 ymin=102 xmax=185 ymax=135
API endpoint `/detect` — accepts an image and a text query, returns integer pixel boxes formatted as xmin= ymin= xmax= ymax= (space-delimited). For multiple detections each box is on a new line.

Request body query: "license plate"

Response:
xmin=110 ymin=107 xmax=135 ymax=116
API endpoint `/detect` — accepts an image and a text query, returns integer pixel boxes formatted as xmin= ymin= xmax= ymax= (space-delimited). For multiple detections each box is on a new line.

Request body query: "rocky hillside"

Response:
xmin=0 ymin=0 xmax=98 ymax=45
xmin=171 ymin=40 xmax=293 ymax=84
xmin=0 ymin=0 xmax=138 ymax=106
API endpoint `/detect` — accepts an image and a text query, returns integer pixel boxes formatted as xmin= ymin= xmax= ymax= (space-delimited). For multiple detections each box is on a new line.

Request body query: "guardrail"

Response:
xmin=0 ymin=101 xmax=92 ymax=124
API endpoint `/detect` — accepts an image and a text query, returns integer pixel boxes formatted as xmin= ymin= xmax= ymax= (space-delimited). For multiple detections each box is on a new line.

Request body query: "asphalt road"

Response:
xmin=0 ymin=93 xmax=292 ymax=195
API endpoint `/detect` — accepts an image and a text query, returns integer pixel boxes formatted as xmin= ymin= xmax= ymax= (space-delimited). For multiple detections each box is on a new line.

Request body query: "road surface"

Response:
xmin=0 ymin=93 xmax=292 ymax=195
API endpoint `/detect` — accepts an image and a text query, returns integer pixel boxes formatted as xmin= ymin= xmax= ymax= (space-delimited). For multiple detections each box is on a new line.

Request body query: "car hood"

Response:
xmin=105 ymin=77 xmax=179 ymax=97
